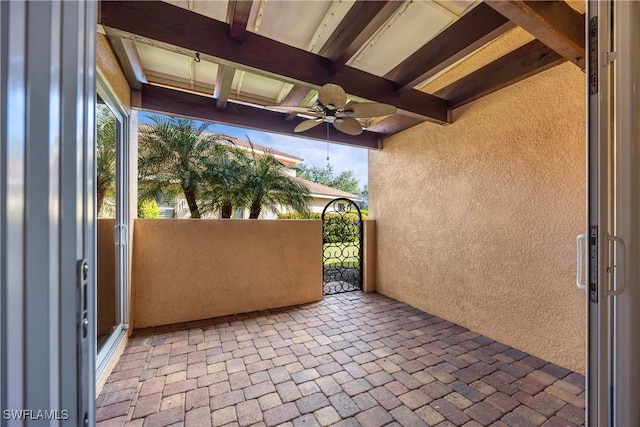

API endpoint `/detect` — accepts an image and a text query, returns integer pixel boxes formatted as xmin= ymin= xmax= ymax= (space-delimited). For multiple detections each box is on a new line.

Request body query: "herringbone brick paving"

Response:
xmin=96 ymin=292 xmax=585 ymax=427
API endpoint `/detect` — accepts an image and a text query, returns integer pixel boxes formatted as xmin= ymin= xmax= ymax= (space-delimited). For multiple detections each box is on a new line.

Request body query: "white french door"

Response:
xmin=95 ymin=80 xmax=130 ymax=377
xmin=586 ymin=1 xmax=640 ymax=425
xmin=1 ymin=1 xmax=97 ymax=425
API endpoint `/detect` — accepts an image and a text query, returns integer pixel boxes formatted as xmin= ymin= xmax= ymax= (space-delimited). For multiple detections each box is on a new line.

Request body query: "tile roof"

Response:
xmin=225 ymin=136 xmax=304 ymax=162
xmin=138 ymin=124 xmax=304 ymax=162
xmin=294 ymin=177 xmax=359 ymax=199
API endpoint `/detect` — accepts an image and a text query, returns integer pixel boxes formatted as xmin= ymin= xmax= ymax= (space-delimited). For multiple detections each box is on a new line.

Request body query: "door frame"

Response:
xmin=586 ymin=1 xmax=640 ymax=425
xmin=0 ymin=2 xmax=97 ymax=425
xmin=95 ymin=77 xmax=130 ymax=378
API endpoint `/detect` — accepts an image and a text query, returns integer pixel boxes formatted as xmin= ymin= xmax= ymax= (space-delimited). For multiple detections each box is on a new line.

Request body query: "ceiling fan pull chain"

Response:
xmin=326 ymin=123 xmax=330 ymax=161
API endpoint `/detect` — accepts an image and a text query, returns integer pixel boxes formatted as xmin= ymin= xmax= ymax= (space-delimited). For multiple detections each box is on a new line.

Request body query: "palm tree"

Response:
xmin=200 ymin=147 xmax=250 ymax=218
xmin=138 ymin=115 xmax=231 ymax=218
xmin=241 ymin=147 xmax=312 ymax=219
xmin=96 ymin=104 xmax=117 ymax=216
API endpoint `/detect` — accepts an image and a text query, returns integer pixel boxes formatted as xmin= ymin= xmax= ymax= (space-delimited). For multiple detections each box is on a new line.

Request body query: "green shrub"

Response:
xmin=323 ymin=213 xmax=361 ymax=243
xmin=138 ymin=199 xmax=161 ymax=218
xmin=278 ymin=210 xmax=367 ymax=220
xmin=279 ymin=209 xmax=367 ymax=243
xmin=277 ymin=212 xmax=322 ymax=220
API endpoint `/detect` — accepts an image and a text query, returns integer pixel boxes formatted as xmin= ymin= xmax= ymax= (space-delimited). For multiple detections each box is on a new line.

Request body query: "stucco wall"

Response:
xmin=369 ymin=63 xmax=586 ymax=372
xmin=96 ymin=33 xmax=130 ymax=108
xmin=132 ymin=220 xmax=323 ymax=328
xmin=363 ymin=220 xmax=376 ymax=293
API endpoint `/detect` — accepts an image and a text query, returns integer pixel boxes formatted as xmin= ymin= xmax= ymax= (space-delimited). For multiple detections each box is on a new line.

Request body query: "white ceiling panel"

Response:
xmin=433 ymin=0 xmax=479 ymax=17
xmin=306 ymin=0 xmax=355 ymax=53
xmin=235 ymin=72 xmax=289 ymax=102
xmin=162 ymin=0 xmax=229 ymax=22
xmin=137 ymin=42 xmax=219 ymax=91
xmin=247 ymin=1 xmax=334 ymax=50
xmin=276 ymin=82 xmax=295 ymax=104
xmin=137 ymin=42 xmax=192 ymax=81
xmin=194 ymin=61 xmax=219 ymax=87
xmin=347 ymin=1 xmax=454 ymax=77
xmin=231 ymin=71 xmax=242 ymax=92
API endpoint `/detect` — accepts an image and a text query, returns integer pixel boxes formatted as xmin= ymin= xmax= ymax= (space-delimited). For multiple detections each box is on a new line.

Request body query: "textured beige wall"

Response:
xmin=363 ymin=220 xmax=377 ymax=293
xmin=96 ymin=33 xmax=130 ymax=108
xmin=370 ymin=63 xmax=586 ymax=373
xmin=132 ymin=220 xmax=323 ymax=328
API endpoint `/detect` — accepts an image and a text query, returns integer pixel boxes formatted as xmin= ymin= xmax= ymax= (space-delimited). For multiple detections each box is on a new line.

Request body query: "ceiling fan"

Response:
xmin=268 ymin=83 xmax=397 ymax=136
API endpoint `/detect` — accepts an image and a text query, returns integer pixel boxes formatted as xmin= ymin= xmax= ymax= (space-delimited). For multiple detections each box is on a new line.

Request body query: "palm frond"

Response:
xmin=138 ymin=115 xmax=236 ymax=217
xmin=240 ymin=149 xmax=312 ymax=218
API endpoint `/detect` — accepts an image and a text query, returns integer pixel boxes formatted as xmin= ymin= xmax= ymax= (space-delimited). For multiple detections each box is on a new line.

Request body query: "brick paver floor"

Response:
xmin=96 ymin=292 xmax=585 ymax=427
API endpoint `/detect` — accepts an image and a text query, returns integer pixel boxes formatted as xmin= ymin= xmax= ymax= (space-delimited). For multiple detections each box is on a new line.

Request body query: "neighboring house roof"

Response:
xmin=226 ymin=137 xmax=304 ymax=163
xmin=295 ymin=177 xmax=359 ymax=200
xmin=138 ymin=124 xmax=303 ymax=165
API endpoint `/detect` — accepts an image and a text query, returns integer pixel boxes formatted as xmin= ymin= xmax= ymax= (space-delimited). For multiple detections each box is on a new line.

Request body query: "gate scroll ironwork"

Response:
xmin=322 ymin=198 xmax=363 ymax=295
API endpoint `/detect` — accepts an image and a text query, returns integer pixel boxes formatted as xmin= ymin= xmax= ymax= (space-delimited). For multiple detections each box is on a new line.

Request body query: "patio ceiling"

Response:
xmin=100 ymin=0 xmax=585 ymax=149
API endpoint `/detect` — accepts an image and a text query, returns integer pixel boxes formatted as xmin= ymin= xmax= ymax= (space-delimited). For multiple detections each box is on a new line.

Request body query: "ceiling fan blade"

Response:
xmin=333 ymin=116 xmax=362 ymax=136
xmin=264 ymin=105 xmax=314 ymax=113
xmin=343 ymin=102 xmax=397 ymax=118
xmin=318 ymin=83 xmax=347 ymax=110
xmin=294 ymin=118 xmax=324 ymax=133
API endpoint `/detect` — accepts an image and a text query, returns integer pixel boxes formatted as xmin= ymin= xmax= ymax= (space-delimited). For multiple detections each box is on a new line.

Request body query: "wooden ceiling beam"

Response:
xmin=226 ymin=0 xmax=253 ymax=42
xmin=318 ymin=1 xmax=404 ymax=70
xmin=435 ymin=39 xmax=565 ymax=109
xmin=107 ymin=34 xmax=147 ymax=90
xmin=214 ymin=65 xmax=236 ymax=108
xmin=139 ymin=84 xmax=382 ymax=149
xmin=485 ymin=0 xmax=585 ymax=68
xmin=280 ymin=85 xmax=312 ymax=107
xmin=365 ymin=115 xmax=424 ymax=135
xmin=100 ymin=1 xmax=449 ymax=124
xmin=280 ymin=85 xmax=313 ymax=121
xmin=385 ymin=3 xmax=515 ymax=92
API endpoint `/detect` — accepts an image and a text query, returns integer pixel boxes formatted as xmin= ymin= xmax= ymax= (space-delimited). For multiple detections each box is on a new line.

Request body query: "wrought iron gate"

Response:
xmin=322 ymin=198 xmax=363 ymax=295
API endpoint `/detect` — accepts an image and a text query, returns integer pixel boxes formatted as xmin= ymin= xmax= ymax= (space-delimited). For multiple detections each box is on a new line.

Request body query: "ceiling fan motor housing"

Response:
xmin=316 ymin=100 xmax=352 ymax=118
xmin=286 ymin=83 xmax=396 ymax=136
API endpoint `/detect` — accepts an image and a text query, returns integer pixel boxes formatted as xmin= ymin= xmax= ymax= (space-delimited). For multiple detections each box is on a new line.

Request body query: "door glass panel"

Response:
xmin=96 ymin=95 xmax=120 ymax=353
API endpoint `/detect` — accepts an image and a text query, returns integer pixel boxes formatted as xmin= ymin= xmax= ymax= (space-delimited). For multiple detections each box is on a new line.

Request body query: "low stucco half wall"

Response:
xmin=370 ymin=63 xmax=586 ymax=372
xmin=132 ymin=219 xmax=323 ymax=328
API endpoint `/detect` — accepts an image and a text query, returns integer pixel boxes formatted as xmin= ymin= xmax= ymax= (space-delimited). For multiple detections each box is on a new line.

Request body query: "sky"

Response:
xmin=139 ymin=112 xmax=369 ymax=190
